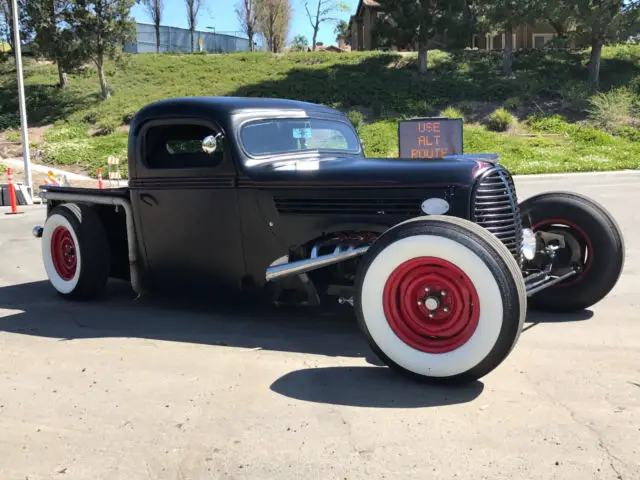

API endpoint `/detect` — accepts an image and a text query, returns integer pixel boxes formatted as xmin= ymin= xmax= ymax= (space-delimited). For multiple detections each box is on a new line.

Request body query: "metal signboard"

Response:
xmin=398 ymin=117 xmax=463 ymax=159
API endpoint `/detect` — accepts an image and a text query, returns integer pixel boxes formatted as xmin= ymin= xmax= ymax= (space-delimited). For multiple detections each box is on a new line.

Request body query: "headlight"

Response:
xmin=521 ymin=228 xmax=537 ymax=261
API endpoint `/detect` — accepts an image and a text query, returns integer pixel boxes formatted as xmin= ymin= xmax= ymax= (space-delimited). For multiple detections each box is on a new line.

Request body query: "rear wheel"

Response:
xmin=355 ymin=216 xmax=526 ymax=385
xmin=41 ymin=203 xmax=111 ymax=300
xmin=520 ymin=192 xmax=625 ymax=312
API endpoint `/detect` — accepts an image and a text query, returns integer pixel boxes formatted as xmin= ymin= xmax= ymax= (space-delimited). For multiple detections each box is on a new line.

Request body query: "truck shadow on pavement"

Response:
xmin=0 ymin=279 xmax=594 ymax=408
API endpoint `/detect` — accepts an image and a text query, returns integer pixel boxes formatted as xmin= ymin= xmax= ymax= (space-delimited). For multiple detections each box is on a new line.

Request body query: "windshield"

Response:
xmin=240 ymin=118 xmax=361 ymax=157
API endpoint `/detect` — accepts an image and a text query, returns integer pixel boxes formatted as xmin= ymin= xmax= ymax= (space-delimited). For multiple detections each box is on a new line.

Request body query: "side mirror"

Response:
xmin=202 ymin=133 xmax=221 ymax=154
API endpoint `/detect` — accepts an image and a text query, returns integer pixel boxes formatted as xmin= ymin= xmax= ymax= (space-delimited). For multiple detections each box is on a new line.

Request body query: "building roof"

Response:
xmin=354 ymin=0 xmax=381 ymax=17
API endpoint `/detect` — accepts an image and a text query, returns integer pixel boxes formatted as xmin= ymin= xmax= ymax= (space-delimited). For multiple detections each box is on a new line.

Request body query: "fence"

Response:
xmin=124 ymin=22 xmax=250 ymax=54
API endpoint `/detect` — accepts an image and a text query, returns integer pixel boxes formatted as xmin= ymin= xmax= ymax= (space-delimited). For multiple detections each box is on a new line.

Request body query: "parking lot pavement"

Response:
xmin=0 ymin=172 xmax=639 ymax=480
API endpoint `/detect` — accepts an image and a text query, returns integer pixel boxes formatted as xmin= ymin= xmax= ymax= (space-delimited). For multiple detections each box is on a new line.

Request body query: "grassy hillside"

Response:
xmin=1 ymin=46 xmax=640 ymax=177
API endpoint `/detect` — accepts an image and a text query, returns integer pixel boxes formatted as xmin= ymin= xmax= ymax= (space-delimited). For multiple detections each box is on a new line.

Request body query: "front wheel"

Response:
xmin=354 ymin=216 xmax=527 ymax=385
xmin=520 ymin=192 xmax=625 ymax=313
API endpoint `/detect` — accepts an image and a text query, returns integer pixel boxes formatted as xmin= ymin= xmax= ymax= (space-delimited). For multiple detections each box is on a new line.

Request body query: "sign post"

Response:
xmin=11 ymin=0 xmax=33 ymax=198
xmin=398 ymin=117 xmax=463 ymax=160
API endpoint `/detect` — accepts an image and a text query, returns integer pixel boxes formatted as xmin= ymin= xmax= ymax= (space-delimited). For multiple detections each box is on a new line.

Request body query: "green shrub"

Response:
xmin=439 ymin=106 xmax=465 ymax=119
xmin=527 ymin=114 xmax=571 ymax=134
xmin=486 ymin=108 xmax=515 ymax=132
xmin=559 ymin=81 xmax=591 ymax=112
xmin=5 ymin=129 xmax=20 ymax=142
xmin=359 ymin=120 xmax=398 ymax=157
xmin=614 ymin=125 xmax=640 ymax=142
xmin=569 ymin=125 xmax=615 ymax=146
xmin=347 ymin=110 xmax=364 ymax=132
xmin=122 ymin=111 xmax=136 ymax=125
xmin=587 ymin=87 xmax=634 ymax=132
xmin=628 ymin=76 xmax=640 ymax=95
xmin=94 ymin=119 xmax=121 ymax=136
xmin=0 ymin=113 xmax=18 ymax=130
xmin=504 ymin=97 xmax=522 ymax=111
xmin=83 ymin=111 xmax=98 ymax=124
xmin=44 ymin=123 xmax=88 ymax=142
xmin=458 ymin=101 xmax=474 ymax=118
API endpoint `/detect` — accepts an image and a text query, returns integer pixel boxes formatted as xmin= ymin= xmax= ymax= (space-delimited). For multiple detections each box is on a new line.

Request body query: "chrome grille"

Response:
xmin=472 ymin=167 xmax=523 ymax=263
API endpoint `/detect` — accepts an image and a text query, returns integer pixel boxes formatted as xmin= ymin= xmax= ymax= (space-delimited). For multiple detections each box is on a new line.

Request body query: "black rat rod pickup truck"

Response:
xmin=34 ymin=96 xmax=625 ymax=384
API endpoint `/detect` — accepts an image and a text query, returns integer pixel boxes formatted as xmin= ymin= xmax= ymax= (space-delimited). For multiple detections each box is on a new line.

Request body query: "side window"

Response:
xmin=143 ymin=122 xmax=225 ymax=169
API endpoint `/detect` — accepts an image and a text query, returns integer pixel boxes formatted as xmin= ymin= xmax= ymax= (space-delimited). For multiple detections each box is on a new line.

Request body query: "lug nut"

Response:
xmin=425 ymin=287 xmax=430 ymax=292
xmin=417 ymin=301 xmax=422 ymax=306
xmin=443 ymin=307 xmax=449 ymax=312
xmin=429 ymin=313 xmax=434 ymax=318
xmin=441 ymin=291 xmax=447 ymax=296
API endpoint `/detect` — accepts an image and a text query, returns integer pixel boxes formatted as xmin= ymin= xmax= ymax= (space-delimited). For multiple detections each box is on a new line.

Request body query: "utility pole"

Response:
xmin=11 ymin=0 xmax=33 ymax=198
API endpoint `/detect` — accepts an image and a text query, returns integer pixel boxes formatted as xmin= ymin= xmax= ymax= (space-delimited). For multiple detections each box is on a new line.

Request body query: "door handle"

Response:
xmin=140 ymin=193 xmax=158 ymax=207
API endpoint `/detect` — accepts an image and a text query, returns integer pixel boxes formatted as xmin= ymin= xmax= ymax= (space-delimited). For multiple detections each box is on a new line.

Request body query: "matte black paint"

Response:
xmin=43 ymin=97 xmax=503 ymax=294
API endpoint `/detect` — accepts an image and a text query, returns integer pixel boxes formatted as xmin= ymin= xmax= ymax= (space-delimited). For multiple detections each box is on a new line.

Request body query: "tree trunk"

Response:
xmin=190 ymin=28 xmax=194 ymax=52
xmin=57 ymin=63 xmax=68 ymax=89
xmin=97 ymin=57 xmax=110 ymax=99
xmin=418 ymin=44 xmax=428 ymax=74
xmin=155 ymin=23 xmax=160 ymax=53
xmin=312 ymin=23 xmax=318 ymax=51
xmin=503 ymin=25 xmax=514 ymax=77
xmin=248 ymin=29 xmax=254 ymax=51
xmin=588 ymin=39 xmax=603 ymax=91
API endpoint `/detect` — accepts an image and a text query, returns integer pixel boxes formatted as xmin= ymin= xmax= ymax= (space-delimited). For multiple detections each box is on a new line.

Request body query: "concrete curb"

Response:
xmin=513 ymin=169 xmax=640 ymax=181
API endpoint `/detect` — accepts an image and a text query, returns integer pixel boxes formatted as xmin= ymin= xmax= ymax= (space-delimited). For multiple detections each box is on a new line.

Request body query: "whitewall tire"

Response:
xmin=355 ymin=216 xmax=526 ymax=384
xmin=41 ymin=203 xmax=111 ymax=300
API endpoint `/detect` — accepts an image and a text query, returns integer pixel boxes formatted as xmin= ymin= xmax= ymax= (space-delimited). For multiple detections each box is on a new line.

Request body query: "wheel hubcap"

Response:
xmin=50 ymin=226 xmax=77 ymax=281
xmin=382 ymin=257 xmax=480 ymax=354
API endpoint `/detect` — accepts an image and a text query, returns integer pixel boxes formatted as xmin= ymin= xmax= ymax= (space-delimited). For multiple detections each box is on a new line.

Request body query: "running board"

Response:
xmin=525 ymin=269 xmax=577 ymax=296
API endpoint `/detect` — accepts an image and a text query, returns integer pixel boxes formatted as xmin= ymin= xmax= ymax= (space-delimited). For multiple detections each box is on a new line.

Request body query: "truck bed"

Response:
xmin=40 ymin=185 xmax=131 ymax=200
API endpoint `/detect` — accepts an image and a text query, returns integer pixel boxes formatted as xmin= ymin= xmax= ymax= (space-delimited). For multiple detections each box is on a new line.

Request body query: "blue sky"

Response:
xmin=130 ymin=0 xmax=360 ymax=47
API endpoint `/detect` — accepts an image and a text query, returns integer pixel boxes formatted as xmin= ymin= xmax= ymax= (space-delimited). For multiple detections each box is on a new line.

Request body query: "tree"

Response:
xmin=25 ymin=0 xmax=86 ymax=88
xmin=569 ymin=0 xmax=640 ymax=90
xmin=139 ymin=0 xmax=163 ymax=53
xmin=236 ymin=0 xmax=257 ymax=52
xmin=184 ymin=0 xmax=201 ymax=52
xmin=374 ymin=0 xmax=470 ymax=74
xmin=256 ymin=0 xmax=291 ymax=53
xmin=290 ymin=33 xmax=308 ymax=51
xmin=532 ymin=1 xmax=576 ymax=38
xmin=334 ymin=18 xmax=349 ymax=44
xmin=475 ymin=0 xmax=538 ymax=77
xmin=304 ymin=0 xmax=348 ymax=50
xmin=0 ymin=0 xmax=30 ymax=51
xmin=66 ymin=0 xmax=136 ymax=99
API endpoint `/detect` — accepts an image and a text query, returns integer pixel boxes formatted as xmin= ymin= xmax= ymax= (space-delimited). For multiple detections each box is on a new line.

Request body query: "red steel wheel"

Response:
xmin=50 ymin=226 xmax=78 ymax=281
xmin=382 ymin=257 xmax=480 ymax=353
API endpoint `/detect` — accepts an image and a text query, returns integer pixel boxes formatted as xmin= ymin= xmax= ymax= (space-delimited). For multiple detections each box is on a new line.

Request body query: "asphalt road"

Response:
xmin=1 ymin=171 xmax=639 ymax=480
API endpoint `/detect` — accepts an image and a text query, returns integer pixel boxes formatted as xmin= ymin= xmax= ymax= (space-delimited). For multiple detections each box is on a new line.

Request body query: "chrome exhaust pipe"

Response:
xmin=266 ymin=246 xmax=369 ymax=282
xmin=32 ymin=226 xmax=43 ymax=238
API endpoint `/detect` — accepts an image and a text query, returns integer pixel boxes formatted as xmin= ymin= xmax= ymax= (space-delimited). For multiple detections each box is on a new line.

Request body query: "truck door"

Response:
xmin=130 ymin=117 xmax=245 ymax=293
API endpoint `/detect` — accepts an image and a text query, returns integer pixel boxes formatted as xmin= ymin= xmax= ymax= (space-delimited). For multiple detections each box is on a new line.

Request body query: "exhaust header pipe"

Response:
xmin=266 ymin=246 xmax=369 ymax=282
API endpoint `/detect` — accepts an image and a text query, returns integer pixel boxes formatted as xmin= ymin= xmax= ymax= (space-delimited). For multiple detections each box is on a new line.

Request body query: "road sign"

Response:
xmin=398 ymin=117 xmax=463 ymax=159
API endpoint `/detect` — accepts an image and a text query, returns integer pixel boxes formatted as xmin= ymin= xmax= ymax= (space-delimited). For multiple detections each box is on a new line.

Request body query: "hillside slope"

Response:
xmin=1 ymin=47 xmax=640 ymax=178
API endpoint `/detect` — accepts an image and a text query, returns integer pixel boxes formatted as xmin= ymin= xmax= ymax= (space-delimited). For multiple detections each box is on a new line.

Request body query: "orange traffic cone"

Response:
xmin=5 ymin=168 xmax=23 ymax=215
xmin=97 ymin=168 xmax=103 ymax=189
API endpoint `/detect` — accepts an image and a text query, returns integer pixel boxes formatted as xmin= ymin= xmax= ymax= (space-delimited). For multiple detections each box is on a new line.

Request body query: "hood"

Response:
xmin=241 ymin=153 xmax=500 ymax=189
